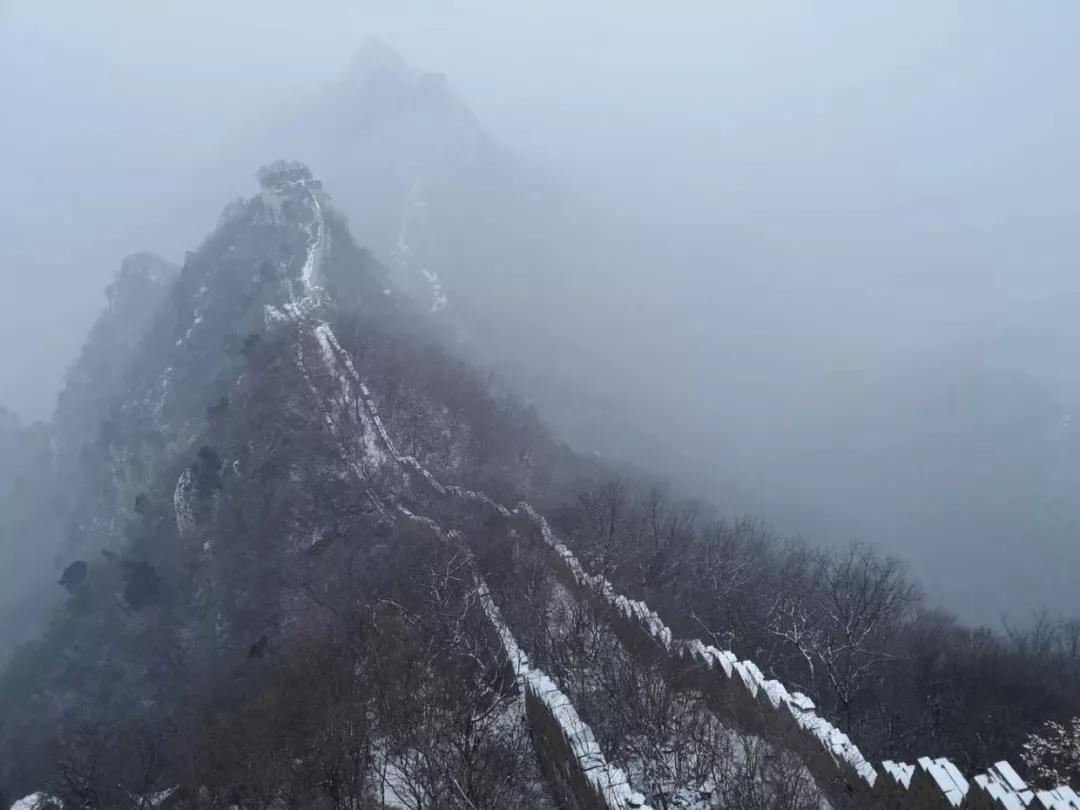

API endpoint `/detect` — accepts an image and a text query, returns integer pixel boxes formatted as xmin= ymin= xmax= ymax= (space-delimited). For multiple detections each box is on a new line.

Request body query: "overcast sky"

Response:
xmin=3 ymin=1 xmax=1080 ymax=419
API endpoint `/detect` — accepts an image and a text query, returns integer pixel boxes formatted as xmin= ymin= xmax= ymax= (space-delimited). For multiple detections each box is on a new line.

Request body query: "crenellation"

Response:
xmin=759 ymin=677 xmax=790 ymax=710
xmin=505 ymin=499 xmax=1080 ymax=808
xmin=706 ymin=646 xmax=737 ymax=677
xmin=878 ymin=761 xmax=917 ymax=808
xmin=1033 ymin=786 xmax=1080 ymax=809
xmin=904 ymin=757 xmax=967 ymax=808
xmin=959 ymin=760 xmax=1060 ymax=810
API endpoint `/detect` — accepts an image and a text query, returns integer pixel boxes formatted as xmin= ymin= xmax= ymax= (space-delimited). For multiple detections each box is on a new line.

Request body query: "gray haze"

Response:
xmin=3 ymin=0 xmax=1080 ymax=623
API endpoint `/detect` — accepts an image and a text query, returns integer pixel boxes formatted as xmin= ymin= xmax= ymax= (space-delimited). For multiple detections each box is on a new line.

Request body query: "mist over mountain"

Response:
xmin=4 ymin=18 xmax=1080 ymax=620
xmin=178 ymin=42 xmax=1080 ymax=623
xmin=4 ymin=7 xmax=1080 ymax=806
xmin=1 ymin=156 xmax=1078 ymax=809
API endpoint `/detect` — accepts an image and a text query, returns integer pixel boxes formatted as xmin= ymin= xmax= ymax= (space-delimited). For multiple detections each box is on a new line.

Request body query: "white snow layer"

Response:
xmin=478 ymin=580 xmax=652 ymax=809
xmin=9 ymin=795 xmax=60 ymax=810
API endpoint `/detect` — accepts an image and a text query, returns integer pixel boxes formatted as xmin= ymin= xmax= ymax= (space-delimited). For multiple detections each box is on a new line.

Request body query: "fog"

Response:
xmin=3 ymin=1 xmax=1080 ymax=623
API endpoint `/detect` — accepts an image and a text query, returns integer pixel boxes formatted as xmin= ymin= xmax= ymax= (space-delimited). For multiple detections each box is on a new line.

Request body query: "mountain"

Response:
xmin=157 ymin=41 xmax=673 ymax=470
xmin=0 ymin=408 xmax=56 ymax=660
xmin=7 ymin=39 xmax=1080 ymax=627
xmin=53 ymin=252 xmax=179 ymax=455
xmin=6 ymin=46 xmax=1080 ymax=810
xmin=0 ymin=161 xmax=585 ymax=806
xmin=4 ymin=158 xmax=1080 ymax=808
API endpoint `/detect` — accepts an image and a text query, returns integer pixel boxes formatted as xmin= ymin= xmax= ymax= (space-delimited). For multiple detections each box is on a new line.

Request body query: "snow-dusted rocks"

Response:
xmin=8 ymin=794 xmax=60 ymax=810
xmin=173 ymin=467 xmax=197 ymax=537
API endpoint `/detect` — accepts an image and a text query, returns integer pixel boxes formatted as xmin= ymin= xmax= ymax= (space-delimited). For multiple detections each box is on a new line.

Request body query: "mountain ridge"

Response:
xmin=4 ymin=158 xmax=1080 ymax=808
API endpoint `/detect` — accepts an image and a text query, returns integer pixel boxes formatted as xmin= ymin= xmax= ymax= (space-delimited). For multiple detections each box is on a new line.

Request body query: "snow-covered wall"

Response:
xmin=477 ymin=582 xmax=652 ymax=810
xmin=274 ymin=201 xmax=656 ymax=809
xmin=504 ymin=505 xmax=1080 ymax=810
xmin=346 ymin=334 xmax=1078 ymax=807
xmin=280 ymin=196 xmax=1078 ymax=809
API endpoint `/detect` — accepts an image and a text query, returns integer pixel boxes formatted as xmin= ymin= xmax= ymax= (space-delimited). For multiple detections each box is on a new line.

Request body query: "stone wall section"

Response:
xmin=505 ymin=504 xmax=1080 ymax=810
xmin=477 ymin=581 xmax=653 ymax=810
xmin=329 ymin=305 xmax=1080 ymax=810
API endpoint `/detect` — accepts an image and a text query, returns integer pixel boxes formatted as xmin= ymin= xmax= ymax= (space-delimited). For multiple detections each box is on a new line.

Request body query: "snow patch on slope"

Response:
xmin=395 ymin=184 xmax=448 ymax=312
xmin=174 ymin=468 xmax=197 ymax=537
xmin=312 ymin=322 xmax=386 ymax=465
xmin=421 ymin=268 xmax=448 ymax=312
xmin=9 ymin=794 xmax=60 ymax=810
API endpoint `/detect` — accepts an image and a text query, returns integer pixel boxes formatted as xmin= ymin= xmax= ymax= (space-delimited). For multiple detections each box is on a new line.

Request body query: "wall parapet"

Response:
xmin=477 ymin=580 xmax=653 ymax=810
xmin=508 ymin=503 xmax=1080 ymax=810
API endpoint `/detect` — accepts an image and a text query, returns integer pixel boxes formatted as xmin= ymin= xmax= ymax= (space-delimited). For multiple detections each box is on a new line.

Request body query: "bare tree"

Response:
xmin=766 ymin=542 xmax=919 ymax=729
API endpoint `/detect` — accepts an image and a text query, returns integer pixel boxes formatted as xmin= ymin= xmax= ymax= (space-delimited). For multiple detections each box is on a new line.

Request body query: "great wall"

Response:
xmin=277 ymin=177 xmax=1080 ymax=810
xmin=325 ymin=303 xmax=1080 ymax=808
xmin=13 ymin=167 xmax=1078 ymax=810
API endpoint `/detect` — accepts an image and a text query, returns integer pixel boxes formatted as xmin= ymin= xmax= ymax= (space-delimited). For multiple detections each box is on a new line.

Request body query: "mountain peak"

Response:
xmin=334 ymin=40 xmax=459 ymax=119
xmin=255 ymin=160 xmax=320 ymax=194
xmin=345 ymin=38 xmax=413 ymax=83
